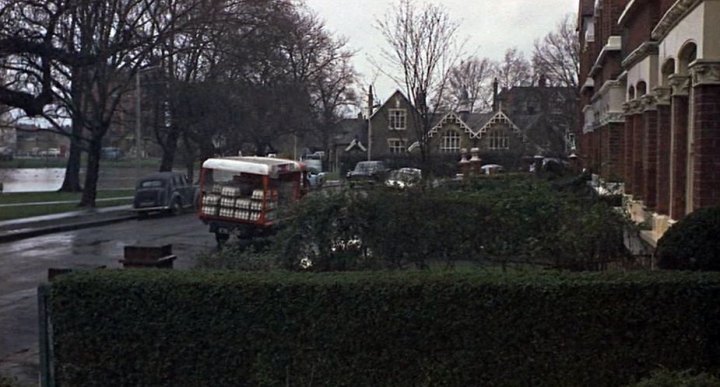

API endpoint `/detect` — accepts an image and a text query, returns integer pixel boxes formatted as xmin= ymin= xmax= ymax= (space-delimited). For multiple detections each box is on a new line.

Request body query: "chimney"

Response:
xmin=492 ymin=78 xmax=499 ymax=112
xmin=367 ymin=85 xmax=374 ymax=118
xmin=539 ymin=74 xmax=547 ymax=87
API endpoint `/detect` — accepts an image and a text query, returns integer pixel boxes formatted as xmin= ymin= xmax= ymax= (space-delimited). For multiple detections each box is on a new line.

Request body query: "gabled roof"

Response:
xmin=427 ymin=111 xmax=476 ymax=138
xmin=370 ymin=89 xmax=418 ymax=120
xmin=425 ymin=110 xmax=523 ymax=140
xmin=474 ymin=111 xmax=524 ymax=140
xmin=344 ymin=138 xmax=367 ymax=152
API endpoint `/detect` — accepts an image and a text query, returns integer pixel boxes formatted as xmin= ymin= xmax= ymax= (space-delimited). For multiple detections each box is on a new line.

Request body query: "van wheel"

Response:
xmin=215 ymin=232 xmax=230 ymax=248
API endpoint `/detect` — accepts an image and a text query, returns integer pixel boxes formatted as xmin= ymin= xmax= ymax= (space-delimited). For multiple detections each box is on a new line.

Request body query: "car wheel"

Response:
xmin=170 ymin=198 xmax=182 ymax=215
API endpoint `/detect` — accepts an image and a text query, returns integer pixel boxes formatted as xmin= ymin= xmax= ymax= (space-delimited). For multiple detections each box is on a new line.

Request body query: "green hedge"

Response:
xmin=50 ymin=270 xmax=720 ymax=386
xmin=266 ymin=177 xmax=627 ymax=271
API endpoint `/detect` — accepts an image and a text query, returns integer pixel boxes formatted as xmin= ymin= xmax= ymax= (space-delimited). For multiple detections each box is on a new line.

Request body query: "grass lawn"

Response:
xmin=0 ymin=190 xmax=134 ymax=221
xmin=0 ymin=157 xmax=163 ymax=169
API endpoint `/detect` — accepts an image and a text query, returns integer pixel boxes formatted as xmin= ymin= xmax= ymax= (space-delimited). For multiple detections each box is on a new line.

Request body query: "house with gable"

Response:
xmin=341 ymin=80 xmax=577 ymax=171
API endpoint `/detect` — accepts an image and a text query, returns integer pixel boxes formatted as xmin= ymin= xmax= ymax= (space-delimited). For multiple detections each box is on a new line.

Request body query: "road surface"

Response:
xmin=0 ymin=213 xmax=215 ymax=384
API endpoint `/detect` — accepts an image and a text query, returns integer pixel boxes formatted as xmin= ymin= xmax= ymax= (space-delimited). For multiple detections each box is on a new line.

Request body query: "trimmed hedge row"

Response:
xmin=50 ymin=270 xmax=720 ymax=386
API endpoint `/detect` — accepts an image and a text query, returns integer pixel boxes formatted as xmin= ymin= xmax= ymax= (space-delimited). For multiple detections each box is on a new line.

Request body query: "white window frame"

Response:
xmin=388 ymin=109 xmax=406 ymax=130
xmin=488 ymin=129 xmax=509 ymax=150
xmin=387 ymin=138 xmax=406 ymax=154
xmin=439 ymin=130 xmax=460 ymax=153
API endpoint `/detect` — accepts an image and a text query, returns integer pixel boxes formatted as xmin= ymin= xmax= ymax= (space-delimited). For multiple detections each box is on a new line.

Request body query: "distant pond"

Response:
xmin=0 ymin=167 xmax=160 ymax=193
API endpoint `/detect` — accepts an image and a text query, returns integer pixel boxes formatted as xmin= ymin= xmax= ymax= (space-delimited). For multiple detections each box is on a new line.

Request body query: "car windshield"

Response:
xmin=139 ymin=179 xmax=165 ymax=188
xmin=355 ymin=162 xmax=378 ymax=172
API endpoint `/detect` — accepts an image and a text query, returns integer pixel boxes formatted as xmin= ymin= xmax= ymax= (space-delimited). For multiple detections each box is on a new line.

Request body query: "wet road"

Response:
xmin=0 ymin=213 xmax=215 ymax=384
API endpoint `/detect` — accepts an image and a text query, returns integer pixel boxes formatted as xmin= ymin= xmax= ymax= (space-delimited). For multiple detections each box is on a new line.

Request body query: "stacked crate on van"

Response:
xmin=219 ymin=186 xmax=242 ymax=218
xmin=201 ymin=185 xmax=222 ymax=216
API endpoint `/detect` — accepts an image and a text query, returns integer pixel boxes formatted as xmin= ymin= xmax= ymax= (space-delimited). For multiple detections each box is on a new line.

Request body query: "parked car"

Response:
xmin=385 ymin=167 xmax=422 ymax=189
xmin=0 ymin=146 xmax=13 ymax=161
xmin=133 ymin=171 xmax=197 ymax=217
xmin=306 ymin=168 xmax=326 ymax=189
xmin=346 ymin=161 xmax=388 ymax=186
xmin=101 ymin=147 xmax=124 ymax=160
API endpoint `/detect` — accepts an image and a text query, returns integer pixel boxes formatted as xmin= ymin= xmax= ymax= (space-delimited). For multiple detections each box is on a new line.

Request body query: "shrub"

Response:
xmin=656 ymin=206 xmax=720 ymax=271
xmin=257 ymin=175 xmax=628 ymax=271
xmin=630 ymin=369 xmax=720 ymax=387
xmin=49 ymin=270 xmax=720 ymax=386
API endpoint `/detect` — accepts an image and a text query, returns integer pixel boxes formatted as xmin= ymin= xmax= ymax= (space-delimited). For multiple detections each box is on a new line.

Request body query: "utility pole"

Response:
xmin=367 ymin=85 xmax=373 ymax=161
xmin=135 ymin=69 xmax=142 ymax=177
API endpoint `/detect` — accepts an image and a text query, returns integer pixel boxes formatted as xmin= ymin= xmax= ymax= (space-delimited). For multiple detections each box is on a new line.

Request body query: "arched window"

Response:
xmin=488 ymin=129 xmax=509 ymax=150
xmin=661 ymin=59 xmax=675 ymax=86
xmin=440 ymin=130 xmax=460 ymax=152
xmin=628 ymin=86 xmax=636 ymax=100
xmin=637 ymin=81 xmax=647 ymax=96
xmin=678 ymin=42 xmax=697 ymax=75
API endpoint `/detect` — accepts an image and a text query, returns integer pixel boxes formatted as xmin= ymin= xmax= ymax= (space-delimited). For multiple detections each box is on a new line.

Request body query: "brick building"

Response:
xmin=346 ymin=85 xmax=576 ymax=167
xmin=578 ymin=0 xmax=720 ymax=244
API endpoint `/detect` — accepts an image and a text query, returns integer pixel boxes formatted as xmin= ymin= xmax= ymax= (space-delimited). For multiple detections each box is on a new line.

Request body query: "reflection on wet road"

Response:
xmin=0 ymin=213 xmax=214 ymax=383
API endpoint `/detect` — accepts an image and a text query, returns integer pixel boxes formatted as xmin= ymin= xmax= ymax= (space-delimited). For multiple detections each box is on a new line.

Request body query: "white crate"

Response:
xmin=221 ymin=186 xmax=242 ymax=197
xmin=218 ymin=207 xmax=234 ymax=217
xmin=235 ymin=198 xmax=251 ymax=209
xmin=202 ymin=194 xmax=221 ymax=206
xmin=201 ymin=205 xmax=218 ymax=216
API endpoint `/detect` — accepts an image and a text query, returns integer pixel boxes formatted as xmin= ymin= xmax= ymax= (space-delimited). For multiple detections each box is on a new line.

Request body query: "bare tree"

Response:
xmin=492 ymin=47 xmax=533 ymax=90
xmin=532 ymin=13 xmax=579 ymax=89
xmin=376 ymin=0 xmax=464 ymax=173
xmin=446 ymin=56 xmax=493 ymax=112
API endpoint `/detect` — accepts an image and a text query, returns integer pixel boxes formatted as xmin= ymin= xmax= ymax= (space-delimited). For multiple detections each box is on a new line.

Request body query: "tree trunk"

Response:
xmin=159 ymin=128 xmax=179 ymax=171
xmin=182 ymin=134 xmax=195 ymax=182
xmin=79 ymin=135 xmax=102 ymax=207
xmin=58 ymin=129 xmax=83 ymax=192
xmin=59 ymin=67 xmax=84 ymax=192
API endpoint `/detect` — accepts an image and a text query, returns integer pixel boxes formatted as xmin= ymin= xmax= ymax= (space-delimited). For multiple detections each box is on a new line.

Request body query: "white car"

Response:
xmin=385 ymin=168 xmax=422 ymax=189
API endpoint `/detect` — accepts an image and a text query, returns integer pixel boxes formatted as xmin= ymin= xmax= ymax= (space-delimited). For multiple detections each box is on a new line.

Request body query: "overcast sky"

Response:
xmin=304 ymin=0 xmax=578 ymax=103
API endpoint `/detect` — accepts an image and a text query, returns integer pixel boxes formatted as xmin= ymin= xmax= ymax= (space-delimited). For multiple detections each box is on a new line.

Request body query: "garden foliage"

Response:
xmin=49 ymin=269 xmax=720 ymax=386
xmin=240 ymin=175 xmax=629 ymax=271
xmin=656 ymin=206 xmax=720 ymax=271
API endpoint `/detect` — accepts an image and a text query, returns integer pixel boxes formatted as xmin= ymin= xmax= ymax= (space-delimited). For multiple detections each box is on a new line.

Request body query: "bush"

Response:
xmin=256 ymin=175 xmax=629 ymax=271
xmin=630 ymin=369 xmax=720 ymax=387
xmin=656 ymin=206 xmax=720 ymax=271
xmin=49 ymin=270 xmax=720 ymax=386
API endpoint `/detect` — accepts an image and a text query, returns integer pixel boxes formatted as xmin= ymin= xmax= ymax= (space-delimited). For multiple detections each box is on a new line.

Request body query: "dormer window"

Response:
xmin=388 ymin=109 xmax=406 ymax=130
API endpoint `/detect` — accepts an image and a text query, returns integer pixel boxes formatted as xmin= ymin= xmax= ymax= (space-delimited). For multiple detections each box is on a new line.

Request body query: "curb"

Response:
xmin=0 ymin=214 xmax=137 ymax=243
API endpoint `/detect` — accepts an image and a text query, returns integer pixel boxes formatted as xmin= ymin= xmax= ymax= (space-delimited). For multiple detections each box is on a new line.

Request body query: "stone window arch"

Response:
xmin=661 ymin=58 xmax=675 ymax=86
xmin=677 ymin=42 xmax=697 ymax=75
xmin=636 ymin=81 xmax=647 ymax=97
xmin=628 ymin=85 xmax=636 ymax=100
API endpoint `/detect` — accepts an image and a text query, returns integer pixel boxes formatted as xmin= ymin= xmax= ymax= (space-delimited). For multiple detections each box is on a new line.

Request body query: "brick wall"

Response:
xmin=633 ymin=113 xmax=646 ymax=201
xmin=643 ymin=106 xmax=658 ymax=209
xmin=671 ymin=96 xmax=688 ymax=219
xmin=656 ymin=104 xmax=671 ymax=215
xmin=608 ymin=122 xmax=624 ymax=181
xmin=692 ymin=84 xmax=720 ymax=209
xmin=624 ymin=116 xmax=634 ymax=194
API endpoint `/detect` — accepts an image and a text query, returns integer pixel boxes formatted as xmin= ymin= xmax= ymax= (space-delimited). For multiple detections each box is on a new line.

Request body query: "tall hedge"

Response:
xmin=50 ymin=270 xmax=720 ymax=386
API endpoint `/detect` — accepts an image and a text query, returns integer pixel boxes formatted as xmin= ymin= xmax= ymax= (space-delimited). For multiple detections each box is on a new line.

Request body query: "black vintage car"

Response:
xmin=132 ymin=172 xmax=197 ymax=216
xmin=346 ymin=160 xmax=388 ymax=187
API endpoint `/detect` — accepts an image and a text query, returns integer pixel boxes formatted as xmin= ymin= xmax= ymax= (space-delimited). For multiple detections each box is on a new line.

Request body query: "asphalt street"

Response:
xmin=0 ymin=213 xmax=215 ymax=385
